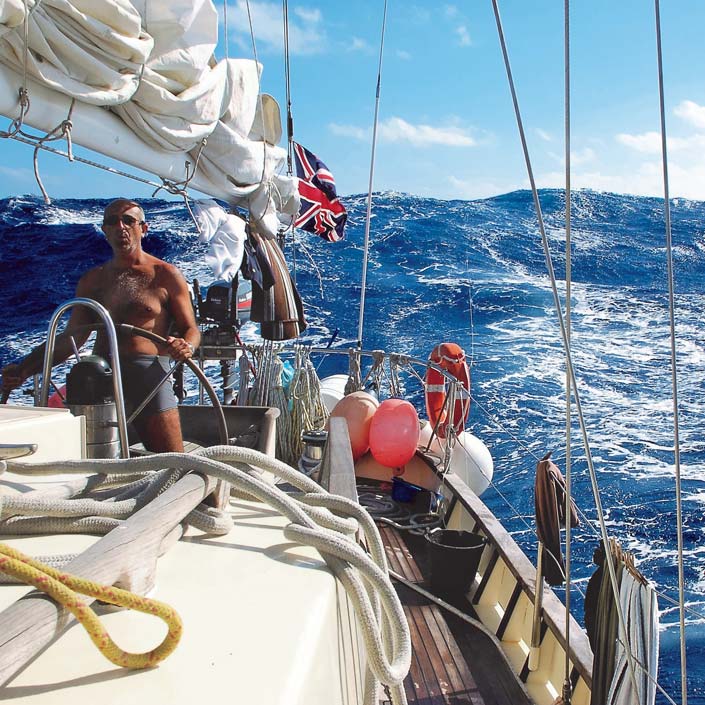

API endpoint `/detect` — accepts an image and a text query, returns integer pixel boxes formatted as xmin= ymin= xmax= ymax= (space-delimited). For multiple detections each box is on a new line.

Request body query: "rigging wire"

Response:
xmin=654 ymin=1 xmax=688 ymax=702
xmin=283 ymin=0 xmax=294 ymax=178
xmin=471 ymin=409 xmax=705 ymax=629
xmin=282 ymin=0 xmax=298 ymax=283
xmin=357 ymin=0 xmax=389 ymax=349
xmin=562 ymin=1 xmax=573 ymax=701
xmin=467 ymin=279 xmax=476 ymax=366
xmin=489 ymin=0 xmax=642 ymax=698
xmin=223 ymin=0 xmax=229 ymax=58
xmin=243 ymin=0 xmax=274 ymax=235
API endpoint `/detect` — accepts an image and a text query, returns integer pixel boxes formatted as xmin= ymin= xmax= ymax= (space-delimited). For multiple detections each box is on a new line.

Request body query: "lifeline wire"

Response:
xmin=654 ymin=1 xmax=688 ymax=701
xmin=490 ymin=0 xmax=642 ymax=697
xmin=8 ymin=136 xmax=166 ymax=190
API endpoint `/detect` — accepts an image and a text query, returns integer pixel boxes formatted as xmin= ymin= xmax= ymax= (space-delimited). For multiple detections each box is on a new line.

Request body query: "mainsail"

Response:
xmin=0 ymin=0 xmax=298 ymax=237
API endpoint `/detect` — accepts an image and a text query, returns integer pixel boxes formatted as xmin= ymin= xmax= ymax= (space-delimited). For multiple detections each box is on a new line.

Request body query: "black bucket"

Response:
xmin=425 ymin=529 xmax=486 ymax=598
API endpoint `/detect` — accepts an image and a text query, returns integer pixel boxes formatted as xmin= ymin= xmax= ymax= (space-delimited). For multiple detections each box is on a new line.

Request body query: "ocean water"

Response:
xmin=1 ymin=190 xmax=704 ymax=702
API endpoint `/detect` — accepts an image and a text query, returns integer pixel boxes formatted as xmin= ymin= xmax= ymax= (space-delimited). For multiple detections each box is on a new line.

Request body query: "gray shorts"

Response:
xmin=120 ymin=355 xmax=178 ymax=421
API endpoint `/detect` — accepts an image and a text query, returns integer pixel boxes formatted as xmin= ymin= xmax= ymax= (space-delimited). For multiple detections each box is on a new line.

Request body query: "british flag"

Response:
xmin=293 ymin=142 xmax=347 ymax=242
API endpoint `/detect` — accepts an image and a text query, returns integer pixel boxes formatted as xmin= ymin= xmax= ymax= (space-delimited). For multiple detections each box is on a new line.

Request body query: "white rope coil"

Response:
xmin=4 ymin=446 xmax=411 ymax=699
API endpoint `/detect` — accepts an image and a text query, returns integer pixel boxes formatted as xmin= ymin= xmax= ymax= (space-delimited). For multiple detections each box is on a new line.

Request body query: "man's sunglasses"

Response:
xmin=103 ymin=214 xmax=145 ymax=227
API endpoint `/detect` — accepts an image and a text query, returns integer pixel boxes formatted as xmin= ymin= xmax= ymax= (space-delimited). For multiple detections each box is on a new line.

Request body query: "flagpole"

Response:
xmin=357 ymin=0 xmax=388 ymax=349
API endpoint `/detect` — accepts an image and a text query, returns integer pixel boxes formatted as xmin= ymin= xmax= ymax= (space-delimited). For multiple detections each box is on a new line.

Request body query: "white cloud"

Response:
xmin=534 ymin=119 xmax=705 ymax=199
xmin=616 ymin=131 xmax=705 ymax=154
xmin=397 ymin=49 xmax=411 ymax=61
xmin=572 ymin=147 xmax=597 ymax=166
xmin=535 ymin=128 xmax=553 ymax=142
xmin=456 ymin=25 xmax=471 ymax=46
xmin=294 ymin=7 xmax=321 ymax=23
xmin=329 ymin=123 xmax=369 ymax=141
xmin=0 ymin=165 xmax=33 ymax=181
xmin=410 ymin=8 xmax=431 ymax=24
xmin=445 ymin=5 xmax=458 ymax=17
xmin=666 ymin=161 xmax=705 ymax=199
xmin=537 ymin=159 xmax=705 ymax=201
xmin=349 ymin=36 xmax=370 ymax=52
xmin=379 ymin=117 xmax=477 ymax=147
xmin=674 ymin=100 xmax=705 ymax=129
xmin=548 ymin=147 xmax=597 ymax=166
xmin=380 ymin=117 xmax=476 ymax=146
xmin=329 ymin=117 xmax=477 ymax=147
xmin=447 ymin=175 xmax=520 ymax=200
xmin=226 ymin=1 xmax=325 ymax=55
xmin=616 ymin=131 xmax=661 ymax=153
xmin=536 ymin=167 xmax=656 ymax=196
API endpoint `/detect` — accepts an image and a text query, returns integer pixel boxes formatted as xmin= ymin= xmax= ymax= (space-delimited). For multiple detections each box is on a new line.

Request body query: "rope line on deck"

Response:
xmin=5 ymin=446 xmax=412 ymax=703
xmin=0 ymin=542 xmax=182 ymax=669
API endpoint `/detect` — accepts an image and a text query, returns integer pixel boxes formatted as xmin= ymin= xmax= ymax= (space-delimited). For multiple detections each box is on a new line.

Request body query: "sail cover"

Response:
xmin=0 ymin=0 xmax=298 ymax=236
xmin=607 ymin=571 xmax=659 ymax=705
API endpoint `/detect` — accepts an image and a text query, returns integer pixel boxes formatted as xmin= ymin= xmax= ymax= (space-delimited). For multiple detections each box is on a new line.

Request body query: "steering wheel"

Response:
xmin=116 ymin=324 xmax=229 ymax=447
xmin=0 ymin=323 xmax=230 ymax=449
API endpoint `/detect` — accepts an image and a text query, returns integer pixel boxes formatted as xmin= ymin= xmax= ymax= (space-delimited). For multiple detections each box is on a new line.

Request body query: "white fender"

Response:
xmin=319 ymin=374 xmax=349 ymax=413
xmin=418 ymin=421 xmax=493 ymax=496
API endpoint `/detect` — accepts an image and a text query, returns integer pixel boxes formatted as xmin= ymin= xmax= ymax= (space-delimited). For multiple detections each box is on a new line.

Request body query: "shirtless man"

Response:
xmin=0 ymin=199 xmax=200 ymax=452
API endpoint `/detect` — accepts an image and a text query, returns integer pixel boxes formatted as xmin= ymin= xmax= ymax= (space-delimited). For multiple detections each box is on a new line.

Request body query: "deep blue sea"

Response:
xmin=1 ymin=190 xmax=704 ymax=702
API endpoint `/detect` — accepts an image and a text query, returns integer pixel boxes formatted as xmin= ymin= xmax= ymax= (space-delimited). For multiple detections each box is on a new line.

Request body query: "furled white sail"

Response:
xmin=0 ymin=0 xmax=298 ymax=236
xmin=607 ymin=571 xmax=659 ymax=705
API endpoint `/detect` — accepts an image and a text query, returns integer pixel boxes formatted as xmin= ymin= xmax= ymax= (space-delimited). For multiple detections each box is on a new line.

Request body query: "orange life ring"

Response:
xmin=424 ymin=342 xmax=470 ymax=439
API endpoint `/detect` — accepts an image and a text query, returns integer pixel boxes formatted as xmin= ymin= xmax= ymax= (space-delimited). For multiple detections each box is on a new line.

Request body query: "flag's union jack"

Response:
xmin=293 ymin=142 xmax=347 ymax=242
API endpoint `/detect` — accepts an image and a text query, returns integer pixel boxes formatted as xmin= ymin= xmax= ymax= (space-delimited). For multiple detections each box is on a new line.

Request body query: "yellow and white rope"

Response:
xmin=0 ymin=543 xmax=182 ymax=669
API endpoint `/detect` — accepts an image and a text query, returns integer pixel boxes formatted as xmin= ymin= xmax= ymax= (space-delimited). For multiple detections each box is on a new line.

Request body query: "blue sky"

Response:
xmin=3 ymin=1 xmax=705 ymax=201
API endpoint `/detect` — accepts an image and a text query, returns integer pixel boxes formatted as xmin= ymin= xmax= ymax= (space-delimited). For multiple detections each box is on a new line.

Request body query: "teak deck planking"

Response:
xmin=379 ymin=524 xmax=532 ymax=705
xmin=379 ymin=525 xmax=484 ymax=705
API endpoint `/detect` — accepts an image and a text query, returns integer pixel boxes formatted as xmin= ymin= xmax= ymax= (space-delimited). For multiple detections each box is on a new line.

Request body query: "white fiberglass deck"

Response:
xmin=0 ymin=495 xmax=366 ymax=705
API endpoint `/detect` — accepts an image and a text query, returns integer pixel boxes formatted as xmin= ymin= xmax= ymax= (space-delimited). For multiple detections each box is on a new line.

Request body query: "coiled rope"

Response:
xmin=281 ymin=347 xmax=328 ymax=465
xmin=5 ymin=445 xmax=411 ymax=701
xmin=0 ymin=464 xmax=227 ymax=537
xmin=247 ymin=347 xmax=329 ymax=467
xmin=0 ymin=542 xmax=182 ymax=669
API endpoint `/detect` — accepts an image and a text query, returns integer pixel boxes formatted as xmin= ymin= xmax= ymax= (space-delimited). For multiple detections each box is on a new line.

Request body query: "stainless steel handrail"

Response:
xmin=39 ymin=297 xmax=129 ymax=458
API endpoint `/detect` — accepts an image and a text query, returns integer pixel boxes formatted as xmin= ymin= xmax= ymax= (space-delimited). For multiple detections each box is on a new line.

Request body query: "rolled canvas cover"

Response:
xmin=0 ymin=0 xmax=298 ymax=235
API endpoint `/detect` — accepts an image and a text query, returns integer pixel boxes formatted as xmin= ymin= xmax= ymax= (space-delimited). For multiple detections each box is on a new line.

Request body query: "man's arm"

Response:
xmin=164 ymin=266 xmax=201 ymax=363
xmin=1 ymin=273 xmax=98 ymax=394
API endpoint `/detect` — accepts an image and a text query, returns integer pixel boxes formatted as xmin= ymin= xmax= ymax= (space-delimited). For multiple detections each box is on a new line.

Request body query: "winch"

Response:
xmin=65 ymin=355 xmax=119 ymax=459
xmin=298 ymin=429 xmax=328 ymax=481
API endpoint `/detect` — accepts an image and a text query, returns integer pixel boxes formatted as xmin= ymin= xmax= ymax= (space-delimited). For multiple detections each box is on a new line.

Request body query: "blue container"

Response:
xmin=391 ymin=477 xmax=425 ymax=503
